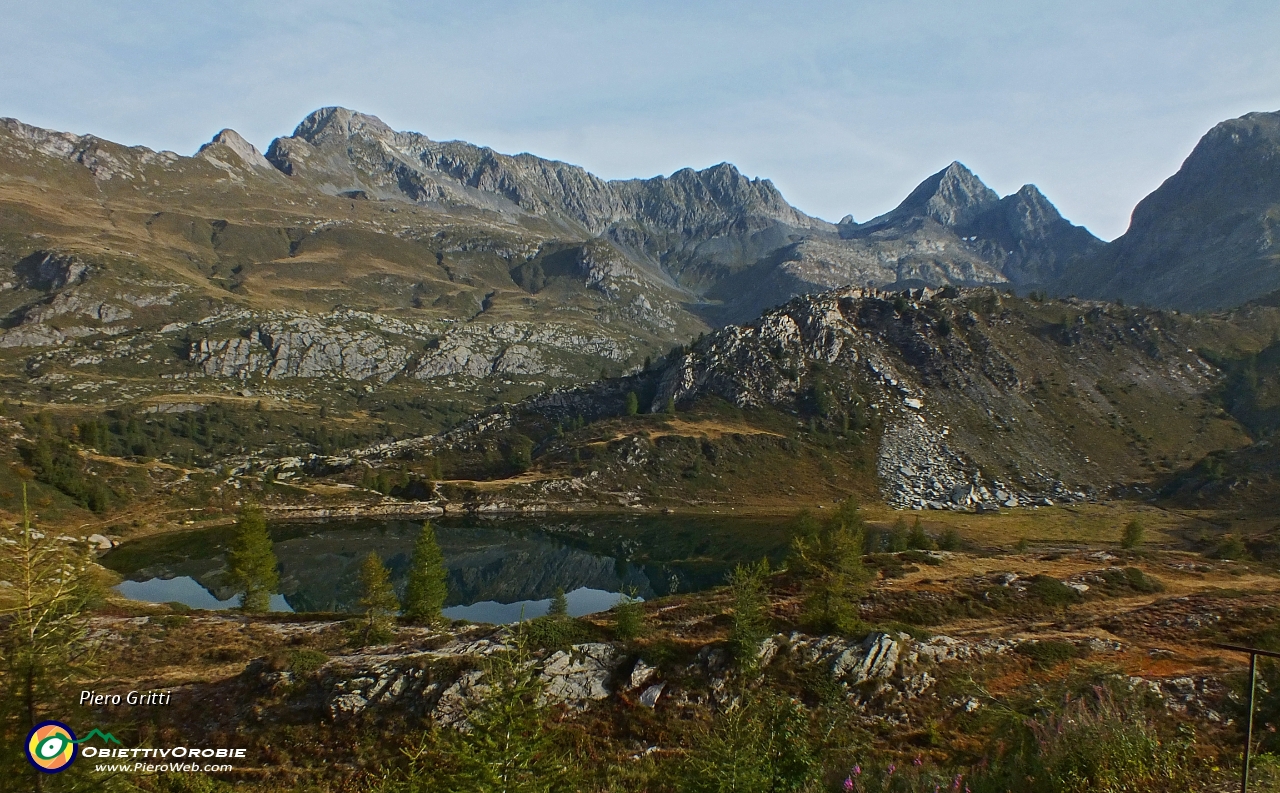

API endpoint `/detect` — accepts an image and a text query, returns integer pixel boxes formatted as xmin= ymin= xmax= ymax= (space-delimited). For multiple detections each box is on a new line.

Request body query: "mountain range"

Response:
xmin=1 ymin=106 xmax=1280 ymax=522
xmin=0 ymin=106 xmax=1276 ymax=416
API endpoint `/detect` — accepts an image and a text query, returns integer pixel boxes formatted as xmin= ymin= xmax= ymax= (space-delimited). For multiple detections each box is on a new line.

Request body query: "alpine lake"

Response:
xmin=101 ymin=514 xmax=795 ymax=623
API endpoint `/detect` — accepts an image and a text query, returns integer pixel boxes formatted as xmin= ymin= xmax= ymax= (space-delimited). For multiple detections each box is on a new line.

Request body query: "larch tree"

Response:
xmin=358 ymin=551 xmax=399 ymax=643
xmin=0 ymin=485 xmax=99 ymax=792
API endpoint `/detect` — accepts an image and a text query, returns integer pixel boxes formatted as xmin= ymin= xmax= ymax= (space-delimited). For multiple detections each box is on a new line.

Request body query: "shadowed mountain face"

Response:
xmin=1058 ymin=110 xmax=1280 ymax=310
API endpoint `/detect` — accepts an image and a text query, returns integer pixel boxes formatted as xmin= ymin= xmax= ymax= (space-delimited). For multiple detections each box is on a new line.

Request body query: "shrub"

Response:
xmin=1027 ymin=574 xmax=1082 ymax=608
xmin=613 ymin=591 xmax=645 ymax=640
xmin=1120 ymin=518 xmax=1144 ymax=550
xmin=1015 ymin=640 xmax=1088 ymax=669
xmin=507 ymin=434 xmax=535 ymax=473
xmin=899 ymin=549 xmax=941 ymax=566
xmin=522 ymin=615 xmax=591 ymax=652
xmin=672 ymin=689 xmax=819 ymax=793
xmin=1122 ymin=567 xmax=1163 ymax=593
xmin=1210 ymin=534 xmax=1249 ymax=560
xmin=286 ymin=648 xmax=329 ymax=676
xmin=969 ymin=688 xmax=1202 ymax=793
xmin=937 ymin=528 xmax=961 ymax=551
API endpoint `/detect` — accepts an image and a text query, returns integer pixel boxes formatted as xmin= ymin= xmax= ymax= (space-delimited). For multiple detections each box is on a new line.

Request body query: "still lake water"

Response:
xmin=102 ymin=514 xmax=793 ymax=624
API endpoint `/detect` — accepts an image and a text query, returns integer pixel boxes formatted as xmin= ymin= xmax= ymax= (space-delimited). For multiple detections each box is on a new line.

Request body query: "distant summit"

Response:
xmin=858 ymin=161 xmax=1000 ymax=231
xmin=1059 ymin=109 xmax=1280 ymax=310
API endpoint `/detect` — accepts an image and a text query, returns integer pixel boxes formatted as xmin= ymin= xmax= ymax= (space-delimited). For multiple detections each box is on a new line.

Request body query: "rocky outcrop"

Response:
xmin=647 ymin=286 xmax=1224 ymax=506
xmin=182 ymin=310 xmax=634 ymax=385
xmin=539 ymin=643 xmax=620 ymax=706
xmin=20 ymin=251 xmax=93 ymax=290
xmin=307 ymin=628 xmax=1040 ymax=728
xmin=190 ymin=318 xmax=409 ymax=383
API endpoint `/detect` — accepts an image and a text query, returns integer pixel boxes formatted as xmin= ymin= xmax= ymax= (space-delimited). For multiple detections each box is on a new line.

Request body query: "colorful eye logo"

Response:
xmin=25 ymin=721 xmax=77 ymax=773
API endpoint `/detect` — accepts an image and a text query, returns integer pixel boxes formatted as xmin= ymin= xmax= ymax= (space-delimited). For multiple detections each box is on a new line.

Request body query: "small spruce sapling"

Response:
xmin=613 ymin=589 xmax=644 ymax=639
xmin=906 ymin=517 xmax=933 ymax=550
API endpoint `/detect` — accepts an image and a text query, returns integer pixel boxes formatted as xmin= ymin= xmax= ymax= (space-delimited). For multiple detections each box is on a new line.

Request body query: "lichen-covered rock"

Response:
xmin=626 ymin=659 xmax=657 ymax=691
xmin=539 ymin=643 xmax=619 ymax=707
xmin=830 ymin=632 xmax=901 ymax=684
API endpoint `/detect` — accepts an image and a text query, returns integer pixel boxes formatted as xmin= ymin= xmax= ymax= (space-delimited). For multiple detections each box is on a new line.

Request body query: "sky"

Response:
xmin=1 ymin=1 xmax=1278 ymax=240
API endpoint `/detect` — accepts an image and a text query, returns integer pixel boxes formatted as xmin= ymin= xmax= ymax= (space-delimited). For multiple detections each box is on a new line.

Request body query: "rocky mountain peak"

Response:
xmin=864 ymin=161 xmax=1000 ymax=232
xmin=196 ymin=129 xmax=273 ymax=170
xmin=291 ymin=106 xmax=397 ymax=147
xmin=1129 ymin=109 xmax=1280 ymax=232
xmin=1057 ymin=109 xmax=1280 ymax=310
xmin=997 ymin=185 xmax=1066 ymax=238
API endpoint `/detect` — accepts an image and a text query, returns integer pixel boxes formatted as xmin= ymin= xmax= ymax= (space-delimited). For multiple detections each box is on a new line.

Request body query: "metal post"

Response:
xmin=1242 ymin=652 xmax=1257 ymax=793
xmin=1210 ymin=644 xmax=1280 ymax=793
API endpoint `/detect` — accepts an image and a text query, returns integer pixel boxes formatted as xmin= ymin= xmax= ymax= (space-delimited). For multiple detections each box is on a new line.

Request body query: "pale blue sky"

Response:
xmin=1 ymin=1 xmax=1277 ymax=239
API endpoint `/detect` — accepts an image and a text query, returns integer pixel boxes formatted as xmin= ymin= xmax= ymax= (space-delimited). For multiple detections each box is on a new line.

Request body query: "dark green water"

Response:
xmin=102 ymin=513 xmax=794 ymax=622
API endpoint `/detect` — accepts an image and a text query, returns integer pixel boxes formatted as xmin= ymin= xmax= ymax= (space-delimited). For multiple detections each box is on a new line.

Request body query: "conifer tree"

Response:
xmin=404 ymin=522 xmax=448 ymax=624
xmin=358 ymin=551 xmax=399 ymax=643
xmin=1121 ymin=518 xmax=1144 ymax=550
xmin=677 ymin=687 xmax=818 ymax=793
xmin=625 ymin=391 xmax=640 ymax=416
xmin=548 ymin=587 xmax=568 ymax=619
xmin=613 ymin=589 xmax=644 ymax=639
xmin=226 ymin=503 xmax=279 ymax=613
xmin=907 ymin=517 xmax=933 ymax=550
xmin=727 ymin=559 xmax=770 ymax=673
xmin=0 ymin=485 xmax=99 ymax=792
xmin=791 ymin=497 xmax=871 ymax=635
xmin=392 ymin=634 xmax=575 ymax=793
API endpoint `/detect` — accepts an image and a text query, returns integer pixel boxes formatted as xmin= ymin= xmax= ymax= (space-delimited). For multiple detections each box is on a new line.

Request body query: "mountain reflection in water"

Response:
xmin=103 ymin=515 xmax=791 ymax=623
